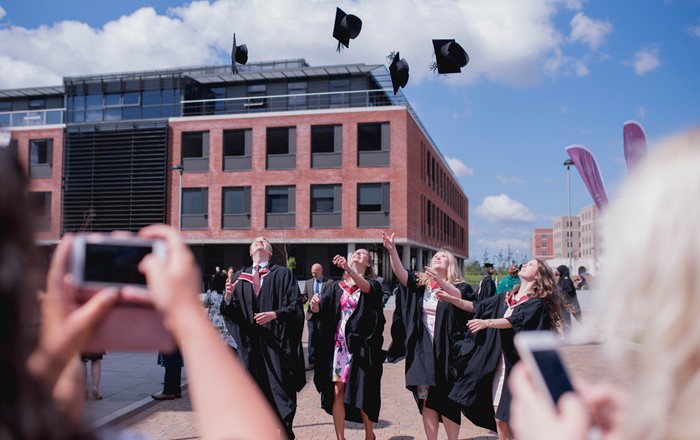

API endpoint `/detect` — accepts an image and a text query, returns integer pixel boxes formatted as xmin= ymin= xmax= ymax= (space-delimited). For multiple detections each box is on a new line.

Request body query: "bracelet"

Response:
xmin=487 ymin=320 xmax=494 ymax=327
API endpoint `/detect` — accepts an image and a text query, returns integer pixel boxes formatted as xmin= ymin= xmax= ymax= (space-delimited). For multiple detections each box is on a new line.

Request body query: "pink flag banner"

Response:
xmin=565 ymin=145 xmax=609 ymax=210
xmin=623 ymin=120 xmax=647 ymax=170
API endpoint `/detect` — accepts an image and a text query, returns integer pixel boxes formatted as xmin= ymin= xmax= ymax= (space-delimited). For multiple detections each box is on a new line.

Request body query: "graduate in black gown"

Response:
xmin=310 ymin=249 xmax=386 ymax=440
xmin=220 ymin=237 xmax=306 ymax=439
xmin=437 ymin=258 xmax=562 ymax=440
xmin=382 ymin=231 xmax=475 ymax=440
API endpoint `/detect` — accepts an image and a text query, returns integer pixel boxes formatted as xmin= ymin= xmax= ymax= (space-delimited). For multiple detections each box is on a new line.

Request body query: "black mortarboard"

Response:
xmin=483 ymin=263 xmax=494 ymax=268
xmin=230 ymin=33 xmax=248 ymax=75
xmin=332 ymin=7 xmax=362 ymax=51
xmin=432 ymin=39 xmax=469 ymax=74
xmin=389 ymin=52 xmax=409 ymax=95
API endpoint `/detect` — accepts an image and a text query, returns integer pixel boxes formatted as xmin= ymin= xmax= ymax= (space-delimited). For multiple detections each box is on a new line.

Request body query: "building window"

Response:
xmin=266 ymin=185 xmax=296 ymax=229
xmin=311 ymin=184 xmax=342 ymax=228
xmin=288 ymin=81 xmax=307 ymax=110
xmin=28 ymin=191 xmax=51 ymax=231
xmin=357 ymin=182 xmax=390 ymax=228
xmin=245 ymin=83 xmax=266 ymax=111
xmin=182 ymin=188 xmax=208 ymax=230
xmin=29 ymin=139 xmax=53 ymax=178
xmin=223 ymin=129 xmax=252 ymax=171
xmin=311 ymin=124 xmax=342 ymax=168
xmin=541 ymin=242 xmax=547 ymax=248
xmin=222 ymin=186 xmax=251 ymax=229
xmin=330 ymin=78 xmax=350 ymax=108
xmin=266 ymin=127 xmax=296 ymax=170
xmin=357 ymin=122 xmax=390 ymax=167
xmin=181 ymin=131 xmax=209 ymax=172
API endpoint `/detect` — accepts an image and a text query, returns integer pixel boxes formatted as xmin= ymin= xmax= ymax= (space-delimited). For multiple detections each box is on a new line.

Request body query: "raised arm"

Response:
xmin=333 ymin=254 xmax=371 ymax=293
xmin=435 ymin=290 xmax=475 ymax=312
xmin=382 ymin=231 xmax=409 ymax=287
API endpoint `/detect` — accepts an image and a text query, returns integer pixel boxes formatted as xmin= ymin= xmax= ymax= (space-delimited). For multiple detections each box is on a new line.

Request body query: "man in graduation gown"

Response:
xmin=221 ymin=237 xmax=305 ymax=439
xmin=475 ymin=263 xmax=496 ymax=301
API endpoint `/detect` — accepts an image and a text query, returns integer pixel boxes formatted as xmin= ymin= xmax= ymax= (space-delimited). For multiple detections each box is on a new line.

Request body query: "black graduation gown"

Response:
xmin=220 ymin=263 xmax=306 ymax=439
xmin=476 ymin=275 xmax=496 ymax=301
xmin=313 ymin=278 xmax=387 ymax=423
xmin=386 ymin=275 xmax=474 ymax=424
xmin=449 ymin=292 xmax=551 ymax=427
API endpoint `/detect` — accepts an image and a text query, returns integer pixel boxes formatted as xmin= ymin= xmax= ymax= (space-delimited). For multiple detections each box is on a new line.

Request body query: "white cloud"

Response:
xmin=496 ymin=175 xmax=525 ymax=185
xmin=446 ymin=157 xmax=474 ymax=177
xmin=475 ymin=194 xmax=536 ymax=222
xmin=569 ymin=12 xmax=613 ymax=50
xmin=0 ymin=0 xmax=582 ymax=89
xmin=477 ymin=238 xmax=531 ymax=253
xmin=637 ymin=106 xmax=647 ymax=119
xmin=633 ymin=46 xmax=661 ymax=76
xmin=0 ymin=6 xmax=6 ymax=21
xmin=688 ymin=21 xmax=700 ymax=38
xmin=574 ymin=60 xmax=590 ymax=76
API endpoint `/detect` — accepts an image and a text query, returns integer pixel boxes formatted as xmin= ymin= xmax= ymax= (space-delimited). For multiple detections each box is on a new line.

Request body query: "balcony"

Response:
xmin=0 ymin=109 xmax=64 ymax=128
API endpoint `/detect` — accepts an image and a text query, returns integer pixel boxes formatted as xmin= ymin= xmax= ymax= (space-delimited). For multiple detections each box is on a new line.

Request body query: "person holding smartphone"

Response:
xmin=0 ymin=141 xmax=282 ymax=439
xmin=436 ymin=258 xmax=563 ymax=440
xmin=382 ymin=231 xmax=474 ymax=440
xmin=509 ymin=129 xmax=700 ymax=440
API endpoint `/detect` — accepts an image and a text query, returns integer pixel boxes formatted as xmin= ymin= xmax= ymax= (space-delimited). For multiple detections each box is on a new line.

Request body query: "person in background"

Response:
xmin=151 ymin=349 xmax=183 ymax=400
xmin=81 ymin=352 xmax=104 ymax=400
xmin=555 ymin=265 xmax=582 ymax=334
xmin=303 ymin=263 xmax=333 ymax=371
xmin=383 ymin=231 xmax=474 ymax=440
xmin=510 ymin=128 xmax=700 ymax=440
xmin=496 ymin=265 xmax=520 ymax=295
xmin=476 ymin=263 xmax=496 ymax=301
xmin=210 ymin=266 xmax=227 ymax=295
xmin=437 ymin=258 xmax=563 ymax=440
xmin=221 ymin=237 xmax=306 ymax=439
xmin=0 ymin=140 xmax=281 ymax=439
xmin=310 ymin=250 xmax=386 ymax=440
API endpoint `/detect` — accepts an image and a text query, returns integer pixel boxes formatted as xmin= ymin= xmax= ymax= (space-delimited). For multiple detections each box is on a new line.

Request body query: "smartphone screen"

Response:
xmin=84 ymin=242 xmax=151 ymax=286
xmin=531 ymin=349 xmax=575 ymax=404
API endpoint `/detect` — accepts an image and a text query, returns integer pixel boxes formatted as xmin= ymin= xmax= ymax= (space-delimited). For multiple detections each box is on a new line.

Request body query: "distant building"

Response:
xmin=530 ymin=227 xmax=553 ymax=260
xmin=1 ymin=59 xmax=469 ymax=284
xmin=537 ymin=204 xmax=600 ymax=274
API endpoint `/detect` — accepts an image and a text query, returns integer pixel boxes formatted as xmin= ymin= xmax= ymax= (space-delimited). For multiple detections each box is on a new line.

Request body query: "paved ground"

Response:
xmin=87 ymin=290 xmax=607 ymax=439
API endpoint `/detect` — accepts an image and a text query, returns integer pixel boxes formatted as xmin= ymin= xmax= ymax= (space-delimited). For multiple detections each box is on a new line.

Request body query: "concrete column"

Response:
xmin=402 ymin=244 xmax=411 ymax=270
xmin=416 ymin=247 xmax=424 ymax=272
xmin=347 ymin=243 xmax=355 ymax=259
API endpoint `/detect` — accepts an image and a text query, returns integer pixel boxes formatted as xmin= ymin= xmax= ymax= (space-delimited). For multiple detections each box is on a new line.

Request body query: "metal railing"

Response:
xmin=0 ymin=109 xmax=64 ymax=128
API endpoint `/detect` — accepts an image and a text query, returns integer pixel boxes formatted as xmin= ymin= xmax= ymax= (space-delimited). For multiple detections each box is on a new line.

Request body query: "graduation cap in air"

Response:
xmin=388 ymin=52 xmax=409 ymax=95
xmin=230 ymin=33 xmax=248 ymax=75
xmin=333 ymin=7 xmax=362 ymax=51
xmin=431 ymin=39 xmax=469 ymax=74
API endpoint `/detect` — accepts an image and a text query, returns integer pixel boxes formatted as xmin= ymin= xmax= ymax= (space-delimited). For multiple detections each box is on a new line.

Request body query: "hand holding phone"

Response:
xmin=69 ymin=233 xmax=175 ymax=352
xmin=514 ymin=331 xmax=575 ymax=407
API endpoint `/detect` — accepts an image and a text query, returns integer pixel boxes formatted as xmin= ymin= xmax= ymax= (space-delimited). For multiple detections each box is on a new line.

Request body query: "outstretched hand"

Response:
xmin=332 ymin=254 xmax=350 ymax=272
xmin=382 ymin=231 xmax=396 ymax=252
xmin=310 ymin=294 xmax=320 ymax=313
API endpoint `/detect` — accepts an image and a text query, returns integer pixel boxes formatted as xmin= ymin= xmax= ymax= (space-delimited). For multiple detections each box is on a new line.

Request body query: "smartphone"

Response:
xmin=71 ymin=234 xmax=167 ymax=293
xmin=514 ymin=331 xmax=575 ymax=407
xmin=70 ymin=234 xmax=176 ymax=352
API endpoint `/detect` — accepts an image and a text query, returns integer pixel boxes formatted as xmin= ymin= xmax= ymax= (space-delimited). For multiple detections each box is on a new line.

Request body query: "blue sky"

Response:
xmin=2 ymin=0 xmax=699 ymax=262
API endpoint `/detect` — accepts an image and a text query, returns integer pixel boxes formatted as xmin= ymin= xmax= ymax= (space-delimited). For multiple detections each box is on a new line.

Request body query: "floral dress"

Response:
xmin=332 ymin=282 xmax=361 ymax=383
xmin=204 ymin=290 xmax=233 ymax=345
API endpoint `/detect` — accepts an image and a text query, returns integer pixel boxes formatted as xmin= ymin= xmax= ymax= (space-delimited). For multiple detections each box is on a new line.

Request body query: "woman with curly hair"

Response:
xmin=437 ymin=258 xmax=562 ymax=440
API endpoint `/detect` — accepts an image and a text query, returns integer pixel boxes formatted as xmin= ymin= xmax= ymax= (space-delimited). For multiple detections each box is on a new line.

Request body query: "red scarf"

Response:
xmin=507 ymin=293 xmax=530 ymax=308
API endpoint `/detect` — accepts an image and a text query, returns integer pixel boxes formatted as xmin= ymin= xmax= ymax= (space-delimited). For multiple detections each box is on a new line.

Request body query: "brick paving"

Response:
xmin=108 ymin=291 xmax=614 ymax=440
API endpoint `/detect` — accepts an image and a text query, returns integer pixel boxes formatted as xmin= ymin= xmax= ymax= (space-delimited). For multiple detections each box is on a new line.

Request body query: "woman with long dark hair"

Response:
xmin=310 ymin=249 xmax=386 ymax=440
xmin=438 ymin=258 xmax=562 ymax=440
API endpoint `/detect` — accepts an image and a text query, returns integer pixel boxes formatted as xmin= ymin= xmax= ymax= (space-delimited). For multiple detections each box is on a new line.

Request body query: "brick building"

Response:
xmin=1 ymin=59 xmax=469 ymax=283
xmin=530 ymin=227 xmax=553 ymax=260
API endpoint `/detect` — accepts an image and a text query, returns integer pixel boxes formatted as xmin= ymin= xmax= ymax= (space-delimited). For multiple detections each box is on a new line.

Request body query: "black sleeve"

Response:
xmin=506 ymin=298 xmax=548 ymax=333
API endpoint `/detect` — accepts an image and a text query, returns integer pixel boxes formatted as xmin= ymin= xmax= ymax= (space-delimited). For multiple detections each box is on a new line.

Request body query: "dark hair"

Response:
xmin=0 ymin=148 xmax=93 ymax=439
xmin=529 ymin=258 xmax=563 ymax=331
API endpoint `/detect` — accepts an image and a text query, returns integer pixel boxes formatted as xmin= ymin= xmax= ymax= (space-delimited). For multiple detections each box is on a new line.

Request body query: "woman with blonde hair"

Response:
xmin=510 ymin=128 xmax=700 ymax=440
xmin=382 ymin=231 xmax=475 ymax=440
xmin=437 ymin=258 xmax=562 ymax=440
xmin=310 ymin=249 xmax=386 ymax=440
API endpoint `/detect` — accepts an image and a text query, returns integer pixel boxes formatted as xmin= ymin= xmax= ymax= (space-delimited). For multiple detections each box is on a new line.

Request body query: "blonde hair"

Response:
xmin=595 ymin=127 xmax=700 ymax=440
xmin=417 ymin=249 xmax=464 ymax=286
